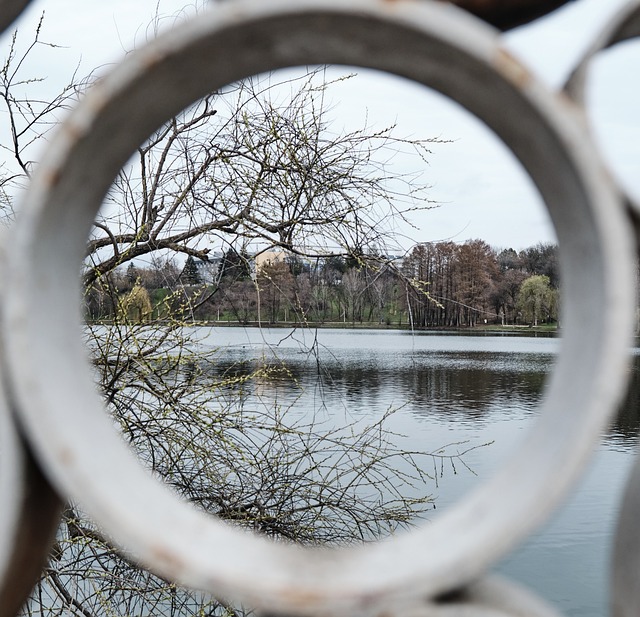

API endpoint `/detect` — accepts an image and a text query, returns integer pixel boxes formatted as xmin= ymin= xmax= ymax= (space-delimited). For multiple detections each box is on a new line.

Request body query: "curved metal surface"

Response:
xmin=563 ymin=1 xmax=640 ymax=222
xmin=448 ymin=0 xmax=573 ymax=31
xmin=0 ymin=375 xmax=22 ymax=608
xmin=564 ymin=1 xmax=640 ymax=104
xmin=568 ymin=8 xmax=640 ymax=615
xmin=612 ymin=452 xmax=640 ymax=617
xmin=405 ymin=576 xmax=564 ymax=617
xmin=1 ymin=1 xmax=635 ymax=616
xmin=0 ymin=5 xmax=61 ymax=615
xmin=0 ymin=356 xmax=61 ymax=617
xmin=0 ymin=0 xmax=30 ymax=34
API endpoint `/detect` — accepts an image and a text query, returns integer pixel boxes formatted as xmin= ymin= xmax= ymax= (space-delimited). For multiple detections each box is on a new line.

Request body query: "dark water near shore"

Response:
xmin=196 ymin=326 xmax=640 ymax=617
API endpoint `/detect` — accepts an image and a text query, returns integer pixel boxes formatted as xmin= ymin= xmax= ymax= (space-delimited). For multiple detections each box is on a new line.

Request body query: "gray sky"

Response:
xmin=1 ymin=0 xmax=638 ymax=251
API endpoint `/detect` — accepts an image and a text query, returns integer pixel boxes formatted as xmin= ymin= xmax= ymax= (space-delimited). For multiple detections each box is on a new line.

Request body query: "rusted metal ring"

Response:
xmin=0 ymin=373 xmax=23 ymax=610
xmin=0 ymin=5 xmax=59 ymax=613
xmin=0 ymin=0 xmax=30 ymax=34
xmin=2 ymin=1 xmax=636 ymax=615
xmin=0 ymin=353 xmax=60 ymax=617
xmin=406 ymin=575 xmax=563 ymax=617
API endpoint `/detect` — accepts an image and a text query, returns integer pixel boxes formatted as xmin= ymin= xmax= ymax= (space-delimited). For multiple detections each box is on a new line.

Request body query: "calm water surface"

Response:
xmin=195 ymin=327 xmax=639 ymax=617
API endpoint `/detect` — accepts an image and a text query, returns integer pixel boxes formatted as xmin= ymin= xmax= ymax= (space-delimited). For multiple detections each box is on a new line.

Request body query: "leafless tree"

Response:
xmin=85 ymin=68 xmax=440 ymax=288
xmin=0 ymin=13 xmax=87 ymax=220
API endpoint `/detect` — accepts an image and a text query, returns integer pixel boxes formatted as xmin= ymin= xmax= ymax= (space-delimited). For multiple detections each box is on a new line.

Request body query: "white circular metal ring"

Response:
xmin=564 ymin=0 xmax=640 ymax=103
xmin=564 ymin=0 xmax=640 ymax=221
xmin=2 ymin=1 xmax=636 ymax=615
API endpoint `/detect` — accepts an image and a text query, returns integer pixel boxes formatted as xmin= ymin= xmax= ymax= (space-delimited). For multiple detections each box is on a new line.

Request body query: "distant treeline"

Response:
xmin=85 ymin=240 xmax=559 ymax=328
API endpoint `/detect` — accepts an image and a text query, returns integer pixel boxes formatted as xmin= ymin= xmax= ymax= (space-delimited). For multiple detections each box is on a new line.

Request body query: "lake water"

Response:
xmin=194 ymin=326 xmax=640 ymax=617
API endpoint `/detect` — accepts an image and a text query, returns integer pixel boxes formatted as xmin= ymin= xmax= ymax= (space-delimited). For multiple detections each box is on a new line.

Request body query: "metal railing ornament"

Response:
xmin=564 ymin=0 xmax=640 ymax=223
xmin=0 ymin=248 xmax=61 ymax=617
xmin=560 ymin=5 xmax=640 ymax=615
xmin=0 ymin=1 xmax=639 ymax=616
xmin=0 ymin=0 xmax=65 ymax=609
xmin=0 ymin=390 xmax=60 ymax=617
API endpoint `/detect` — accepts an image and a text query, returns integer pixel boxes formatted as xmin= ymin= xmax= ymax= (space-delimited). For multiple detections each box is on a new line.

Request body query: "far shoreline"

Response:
xmin=86 ymin=319 xmax=560 ymax=336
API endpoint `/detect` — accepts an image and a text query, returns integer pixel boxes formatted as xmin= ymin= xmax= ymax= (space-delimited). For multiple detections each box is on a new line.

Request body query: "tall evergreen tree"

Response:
xmin=181 ymin=255 xmax=201 ymax=285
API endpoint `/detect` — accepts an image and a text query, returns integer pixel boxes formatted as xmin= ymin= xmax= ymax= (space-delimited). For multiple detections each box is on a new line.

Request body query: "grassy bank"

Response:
xmin=87 ymin=319 xmax=559 ymax=335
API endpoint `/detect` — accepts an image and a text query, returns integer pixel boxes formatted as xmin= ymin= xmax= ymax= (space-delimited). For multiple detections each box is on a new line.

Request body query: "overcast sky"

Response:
xmin=1 ymin=0 xmax=638 ymax=251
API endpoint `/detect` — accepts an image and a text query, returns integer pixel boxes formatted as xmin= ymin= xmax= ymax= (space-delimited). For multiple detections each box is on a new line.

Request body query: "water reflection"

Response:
xmin=609 ymin=360 xmax=640 ymax=445
xmin=200 ymin=328 xmax=640 ymax=448
xmin=194 ymin=327 xmax=639 ymax=617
